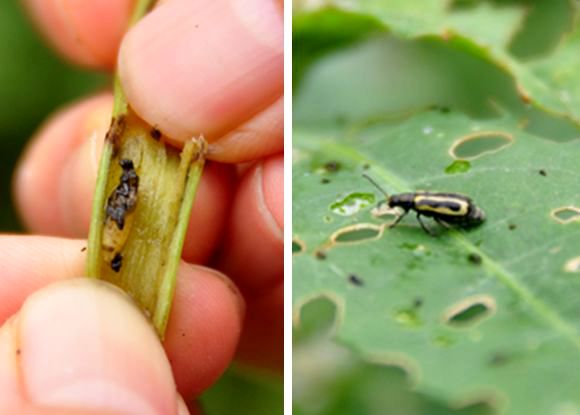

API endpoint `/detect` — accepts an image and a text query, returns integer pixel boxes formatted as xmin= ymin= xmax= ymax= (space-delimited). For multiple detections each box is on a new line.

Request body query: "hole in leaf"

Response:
xmin=331 ymin=224 xmax=382 ymax=244
xmin=293 ymin=239 xmax=305 ymax=254
xmin=564 ymin=257 xmax=580 ymax=273
xmin=330 ymin=192 xmax=375 ymax=216
xmin=371 ymin=202 xmax=399 ymax=220
xmin=445 ymin=295 xmax=495 ymax=328
xmin=445 ymin=159 xmax=471 ymax=174
xmin=551 ymin=206 xmax=580 ymax=224
xmin=450 ymin=132 xmax=512 ymax=160
xmin=450 ymin=303 xmax=488 ymax=324
xmin=294 ymin=295 xmax=341 ymax=341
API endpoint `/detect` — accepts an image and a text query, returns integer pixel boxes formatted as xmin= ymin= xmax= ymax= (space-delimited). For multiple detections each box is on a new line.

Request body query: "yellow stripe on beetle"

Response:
xmin=414 ymin=195 xmax=470 ymax=216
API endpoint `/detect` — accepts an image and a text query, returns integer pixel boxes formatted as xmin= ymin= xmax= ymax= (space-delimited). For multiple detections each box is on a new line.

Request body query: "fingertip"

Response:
xmin=208 ymin=98 xmax=283 ymax=164
xmin=216 ymin=155 xmax=284 ymax=293
xmin=0 ymin=239 xmax=246 ymax=405
xmin=182 ymin=162 xmax=234 ymax=264
xmin=15 ymin=93 xmax=231 ymax=255
xmin=12 ymin=279 xmax=178 ymax=415
xmin=165 ymin=264 xmax=244 ymax=397
xmin=14 ymin=94 xmax=112 ymax=236
xmin=23 ymin=0 xmax=133 ymax=69
xmin=119 ymin=0 xmax=283 ymax=142
xmin=0 ymin=236 xmax=86 ymax=321
xmin=237 ymin=283 xmax=283 ymax=370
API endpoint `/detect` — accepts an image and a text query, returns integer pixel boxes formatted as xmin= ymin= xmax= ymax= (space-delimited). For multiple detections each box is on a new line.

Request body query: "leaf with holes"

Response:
xmin=293 ymin=296 xmax=494 ymax=415
xmin=293 ymin=109 xmax=580 ymax=415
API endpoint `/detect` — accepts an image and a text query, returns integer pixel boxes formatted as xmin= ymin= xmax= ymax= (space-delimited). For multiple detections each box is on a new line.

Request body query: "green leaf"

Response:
xmin=293 ymin=110 xmax=580 ymax=414
xmin=524 ymin=26 xmax=580 ymax=122
xmin=294 ymin=5 xmax=580 ymax=130
xmin=293 ymin=9 xmax=386 ymax=90
xmin=507 ymin=0 xmax=575 ymax=59
xmin=332 ymin=0 xmax=525 ymax=48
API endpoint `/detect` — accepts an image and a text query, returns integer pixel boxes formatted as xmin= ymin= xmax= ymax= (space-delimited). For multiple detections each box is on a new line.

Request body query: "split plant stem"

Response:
xmin=86 ymin=0 xmax=207 ymax=339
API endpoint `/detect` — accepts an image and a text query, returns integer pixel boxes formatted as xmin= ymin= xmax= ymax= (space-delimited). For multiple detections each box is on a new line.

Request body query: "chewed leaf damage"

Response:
xmin=551 ymin=206 xmax=580 ymax=224
xmin=450 ymin=132 xmax=512 ymax=160
xmin=330 ymin=223 xmax=383 ymax=244
xmin=564 ymin=257 xmax=580 ymax=273
xmin=444 ymin=295 xmax=496 ymax=328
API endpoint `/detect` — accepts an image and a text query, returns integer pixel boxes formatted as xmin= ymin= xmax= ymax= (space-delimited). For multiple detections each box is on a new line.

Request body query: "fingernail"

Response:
xmin=119 ymin=0 xmax=283 ymax=141
xmin=258 ymin=156 xmax=284 ymax=242
xmin=209 ymin=98 xmax=284 ymax=163
xmin=18 ymin=280 xmax=177 ymax=415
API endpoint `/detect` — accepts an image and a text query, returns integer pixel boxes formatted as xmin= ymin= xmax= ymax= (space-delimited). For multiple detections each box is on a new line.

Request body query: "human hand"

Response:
xmin=0 ymin=265 xmax=216 ymax=415
xmin=2 ymin=0 xmax=283 ymax=412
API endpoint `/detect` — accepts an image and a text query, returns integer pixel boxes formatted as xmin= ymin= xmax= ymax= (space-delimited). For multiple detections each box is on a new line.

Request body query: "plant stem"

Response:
xmin=86 ymin=0 xmax=207 ymax=339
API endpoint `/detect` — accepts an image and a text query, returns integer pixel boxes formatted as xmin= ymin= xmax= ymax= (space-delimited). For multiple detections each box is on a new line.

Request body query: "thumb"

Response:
xmin=0 ymin=279 xmax=186 ymax=415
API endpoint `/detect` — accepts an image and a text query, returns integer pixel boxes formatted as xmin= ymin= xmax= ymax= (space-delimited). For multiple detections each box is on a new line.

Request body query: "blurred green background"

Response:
xmin=0 ymin=2 xmax=282 ymax=414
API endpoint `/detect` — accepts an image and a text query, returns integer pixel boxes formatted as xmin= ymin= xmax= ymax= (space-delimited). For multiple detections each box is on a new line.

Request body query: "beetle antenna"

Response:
xmin=362 ymin=174 xmax=389 ymax=199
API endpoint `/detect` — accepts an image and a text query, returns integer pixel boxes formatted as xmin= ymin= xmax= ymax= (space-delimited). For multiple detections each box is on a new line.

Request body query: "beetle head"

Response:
xmin=389 ymin=193 xmax=414 ymax=210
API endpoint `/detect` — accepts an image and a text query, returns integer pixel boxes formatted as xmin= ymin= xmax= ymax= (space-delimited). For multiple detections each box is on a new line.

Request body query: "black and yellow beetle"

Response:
xmin=363 ymin=174 xmax=485 ymax=235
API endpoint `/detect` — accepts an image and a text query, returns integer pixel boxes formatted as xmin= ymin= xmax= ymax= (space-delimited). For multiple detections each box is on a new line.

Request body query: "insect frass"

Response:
xmin=102 ymin=159 xmax=139 ymax=271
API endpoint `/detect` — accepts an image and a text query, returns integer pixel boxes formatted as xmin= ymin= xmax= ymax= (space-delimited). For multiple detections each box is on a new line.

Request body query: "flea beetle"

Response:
xmin=102 ymin=159 xmax=139 ymax=272
xmin=363 ymin=174 xmax=485 ymax=235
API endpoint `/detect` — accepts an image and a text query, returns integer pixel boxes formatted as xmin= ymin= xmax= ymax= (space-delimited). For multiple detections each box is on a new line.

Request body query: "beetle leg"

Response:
xmin=434 ymin=217 xmax=451 ymax=229
xmin=416 ymin=213 xmax=436 ymax=236
xmin=389 ymin=210 xmax=408 ymax=229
